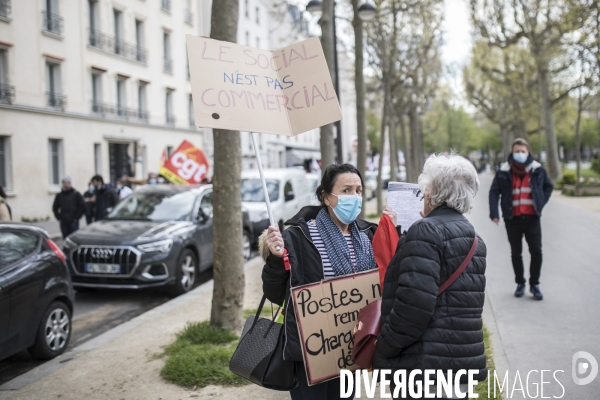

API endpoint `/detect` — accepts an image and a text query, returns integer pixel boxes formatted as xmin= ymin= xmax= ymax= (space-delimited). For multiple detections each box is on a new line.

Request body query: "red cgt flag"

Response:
xmin=372 ymin=214 xmax=400 ymax=289
xmin=159 ymin=140 xmax=210 ymax=184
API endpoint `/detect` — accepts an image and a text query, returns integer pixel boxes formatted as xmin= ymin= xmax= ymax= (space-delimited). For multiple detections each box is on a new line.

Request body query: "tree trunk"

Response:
xmin=209 ymin=0 xmax=244 ymax=333
xmin=388 ymin=111 xmax=398 ymax=182
xmin=352 ymin=0 xmax=367 ymax=217
xmin=377 ymin=94 xmax=388 ymax=215
xmin=409 ymin=107 xmax=424 ymax=182
xmin=400 ymin=113 xmax=413 ymax=182
xmin=575 ymin=87 xmax=583 ymax=184
xmin=319 ymin=0 xmax=336 ymax=169
xmin=536 ymin=59 xmax=562 ymax=180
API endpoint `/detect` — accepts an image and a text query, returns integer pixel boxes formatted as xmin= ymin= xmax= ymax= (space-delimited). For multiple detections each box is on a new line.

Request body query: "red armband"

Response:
xmin=283 ymin=249 xmax=291 ymax=271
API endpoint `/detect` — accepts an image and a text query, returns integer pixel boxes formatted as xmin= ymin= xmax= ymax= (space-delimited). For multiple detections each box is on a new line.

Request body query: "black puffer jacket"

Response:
xmin=374 ymin=204 xmax=487 ymax=382
xmin=52 ymin=188 xmax=85 ymax=223
xmin=262 ymin=206 xmax=379 ymax=362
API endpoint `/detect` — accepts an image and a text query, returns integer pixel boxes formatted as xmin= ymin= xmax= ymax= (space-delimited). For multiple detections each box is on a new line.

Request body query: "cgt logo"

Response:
xmin=572 ymin=351 xmax=598 ymax=386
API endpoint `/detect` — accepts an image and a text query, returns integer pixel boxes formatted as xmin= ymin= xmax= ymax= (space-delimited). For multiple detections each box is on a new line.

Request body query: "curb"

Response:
xmin=482 ymin=291 xmax=510 ymax=379
xmin=0 ymin=257 xmax=263 ymax=400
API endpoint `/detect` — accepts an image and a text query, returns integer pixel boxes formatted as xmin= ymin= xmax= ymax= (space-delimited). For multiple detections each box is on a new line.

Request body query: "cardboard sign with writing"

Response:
xmin=159 ymin=140 xmax=210 ymax=184
xmin=291 ymin=269 xmax=381 ymax=386
xmin=186 ymin=35 xmax=342 ymax=136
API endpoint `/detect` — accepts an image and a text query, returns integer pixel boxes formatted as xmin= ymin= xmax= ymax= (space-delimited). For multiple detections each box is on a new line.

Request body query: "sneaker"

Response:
xmin=530 ymin=284 xmax=543 ymax=300
xmin=514 ymin=283 xmax=526 ymax=297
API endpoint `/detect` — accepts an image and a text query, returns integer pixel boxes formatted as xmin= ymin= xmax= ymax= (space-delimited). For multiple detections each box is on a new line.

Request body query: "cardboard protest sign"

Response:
xmin=186 ymin=35 xmax=342 ymax=136
xmin=159 ymin=140 xmax=210 ymax=184
xmin=291 ymin=269 xmax=381 ymax=386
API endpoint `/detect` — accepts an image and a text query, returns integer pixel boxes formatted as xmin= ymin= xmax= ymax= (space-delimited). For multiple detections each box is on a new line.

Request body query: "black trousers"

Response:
xmin=60 ymin=220 xmax=79 ymax=239
xmin=504 ymin=216 xmax=542 ymax=285
xmin=290 ymin=362 xmax=354 ymax=400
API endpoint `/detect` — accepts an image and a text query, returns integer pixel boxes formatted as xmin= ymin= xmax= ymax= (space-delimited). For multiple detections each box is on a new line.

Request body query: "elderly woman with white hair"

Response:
xmin=374 ymin=154 xmax=487 ymax=399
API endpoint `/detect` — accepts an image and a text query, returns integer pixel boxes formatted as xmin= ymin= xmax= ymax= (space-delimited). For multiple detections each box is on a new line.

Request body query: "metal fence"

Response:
xmin=42 ymin=11 xmax=63 ymax=35
xmin=89 ymin=29 xmax=147 ymax=64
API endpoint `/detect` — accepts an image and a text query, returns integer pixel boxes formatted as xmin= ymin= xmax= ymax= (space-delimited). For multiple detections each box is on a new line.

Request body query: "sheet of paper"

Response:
xmin=386 ymin=182 xmax=423 ymax=231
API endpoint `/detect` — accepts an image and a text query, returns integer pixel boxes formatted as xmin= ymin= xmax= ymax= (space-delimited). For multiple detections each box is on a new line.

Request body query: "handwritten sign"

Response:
xmin=186 ymin=35 xmax=342 ymax=136
xmin=291 ymin=269 xmax=381 ymax=386
xmin=159 ymin=140 xmax=210 ymax=184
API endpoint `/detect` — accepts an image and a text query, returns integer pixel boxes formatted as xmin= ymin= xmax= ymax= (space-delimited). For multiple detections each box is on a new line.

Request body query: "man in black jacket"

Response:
xmin=91 ymin=175 xmax=119 ymax=221
xmin=53 ymin=176 xmax=85 ymax=239
xmin=489 ymin=138 xmax=553 ymax=300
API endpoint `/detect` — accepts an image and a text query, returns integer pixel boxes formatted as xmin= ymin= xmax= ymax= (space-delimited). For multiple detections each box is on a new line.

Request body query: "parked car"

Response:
xmin=242 ymin=168 xmax=311 ymax=244
xmin=63 ymin=184 xmax=253 ymax=296
xmin=0 ymin=223 xmax=75 ymax=361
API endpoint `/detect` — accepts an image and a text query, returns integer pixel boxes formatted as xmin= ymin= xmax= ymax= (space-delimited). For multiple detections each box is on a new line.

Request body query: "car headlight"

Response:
xmin=64 ymin=237 xmax=78 ymax=250
xmin=249 ymin=209 xmax=269 ymax=223
xmin=137 ymin=239 xmax=173 ymax=253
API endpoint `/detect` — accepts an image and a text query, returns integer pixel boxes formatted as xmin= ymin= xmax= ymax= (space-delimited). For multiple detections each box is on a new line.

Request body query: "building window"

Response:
xmin=48 ymin=139 xmax=63 ymax=186
xmin=0 ymin=0 xmax=11 ymax=20
xmin=91 ymin=71 xmax=102 ymax=112
xmin=88 ymin=0 xmax=98 ymax=31
xmin=185 ymin=0 xmax=194 ymax=25
xmin=256 ymin=6 xmax=260 ymax=25
xmin=166 ymin=146 xmax=173 ymax=158
xmin=0 ymin=49 xmax=14 ymax=104
xmin=162 ymin=0 xmax=171 ymax=12
xmin=245 ymin=31 xmax=250 ymax=46
xmin=165 ymin=89 xmax=174 ymax=125
xmin=245 ymin=0 xmax=249 ymax=18
xmin=138 ymin=82 xmax=148 ymax=121
xmin=46 ymin=61 xmax=65 ymax=109
xmin=94 ymin=143 xmax=102 ymax=175
xmin=116 ymin=77 xmax=126 ymax=117
xmin=113 ymin=9 xmax=124 ymax=55
xmin=43 ymin=0 xmax=63 ymax=36
xmin=135 ymin=19 xmax=145 ymax=62
xmin=163 ymin=31 xmax=172 ymax=73
xmin=189 ymin=94 xmax=194 ymax=127
xmin=0 ymin=136 xmax=12 ymax=191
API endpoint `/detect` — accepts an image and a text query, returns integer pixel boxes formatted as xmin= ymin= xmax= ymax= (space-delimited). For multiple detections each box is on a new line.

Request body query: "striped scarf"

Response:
xmin=315 ymin=207 xmax=376 ymax=276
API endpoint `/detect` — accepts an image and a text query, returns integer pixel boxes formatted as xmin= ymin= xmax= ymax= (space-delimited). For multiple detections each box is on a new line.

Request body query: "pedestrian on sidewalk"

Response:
xmin=91 ymin=175 xmax=119 ymax=221
xmin=117 ymin=178 xmax=133 ymax=200
xmin=489 ymin=138 xmax=553 ymax=300
xmin=0 ymin=185 xmax=11 ymax=221
xmin=375 ymin=153 xmax=487 ymax=399
xmin=52 ymin=176 xmax=85 ymax=238
xmin=83 ymin=181 xmax=96 ymax=225
xmin=262 ymin=163 xmax=398 ymax=400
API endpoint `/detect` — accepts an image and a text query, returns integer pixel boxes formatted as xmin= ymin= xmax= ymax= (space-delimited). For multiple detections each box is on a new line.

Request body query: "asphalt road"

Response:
xmin=0 ymin=235 xmax=258 ymax=385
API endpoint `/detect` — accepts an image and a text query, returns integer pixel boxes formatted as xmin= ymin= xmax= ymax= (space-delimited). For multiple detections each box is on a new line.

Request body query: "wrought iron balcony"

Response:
xmin=47 ymin=92 xmax=66 ymax=110
xmin=163 ymin=57 xmax=173 ymax=74
xmin=42 ymin=11 xmax=63 ymax=36
xmin=0 ymin=0 xmax=11 ymax=19
xmin=185 ymin=9 xmax=194 ymax=25
xmin=166 ymin=115 xmax=175 ymax=125
xmin=88 ymin=29 xmax=147 ymax=64
xmin=0 ymin=84 xmax=14 ymax=104
xmin=91 ymin=101 xmax=148 ymax=121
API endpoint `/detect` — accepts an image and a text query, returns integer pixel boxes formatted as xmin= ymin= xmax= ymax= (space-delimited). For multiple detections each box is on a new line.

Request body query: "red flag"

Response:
xmin=372 ymin=214 xmax=400 ymax=289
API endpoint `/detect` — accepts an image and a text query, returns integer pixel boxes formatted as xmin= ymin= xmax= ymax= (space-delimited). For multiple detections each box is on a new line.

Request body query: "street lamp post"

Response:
xmin=306 ymin=1 xmax=377 ymax=166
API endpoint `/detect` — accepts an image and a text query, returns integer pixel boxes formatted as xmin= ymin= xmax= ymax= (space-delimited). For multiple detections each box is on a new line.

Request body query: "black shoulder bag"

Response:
xmin=229 ymin=295 xmax=297 ymax=391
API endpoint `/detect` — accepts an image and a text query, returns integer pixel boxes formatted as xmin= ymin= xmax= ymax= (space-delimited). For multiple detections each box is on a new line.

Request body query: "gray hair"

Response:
xmin=417 ymin=153 xmax=479 ymax=214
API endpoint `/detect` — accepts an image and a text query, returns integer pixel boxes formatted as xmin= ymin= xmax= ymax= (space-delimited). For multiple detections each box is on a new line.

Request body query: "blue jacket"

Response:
xmin=489 ymin=160 xmax=554 ymax=220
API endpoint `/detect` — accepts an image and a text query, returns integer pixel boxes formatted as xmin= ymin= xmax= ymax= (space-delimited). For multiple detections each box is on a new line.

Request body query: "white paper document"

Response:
xmin=386 ymin=182 xmax=423 ymax=231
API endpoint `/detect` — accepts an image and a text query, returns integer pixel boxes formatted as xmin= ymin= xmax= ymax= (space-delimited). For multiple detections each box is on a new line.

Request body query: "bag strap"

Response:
xmin=249 ymin=295 xmax=282 ymax=337
xmin=437 ymin=235 xmax=478 ymax=295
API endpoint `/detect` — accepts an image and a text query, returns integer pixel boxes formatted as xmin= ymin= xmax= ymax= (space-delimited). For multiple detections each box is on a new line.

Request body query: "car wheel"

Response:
xmin=28 ymin=301 xmax=71 ymax=360
xmin=243 ymin=230 xmax=251 ymax=262
xmin=168 ymin=249 xmax=197 ymax=296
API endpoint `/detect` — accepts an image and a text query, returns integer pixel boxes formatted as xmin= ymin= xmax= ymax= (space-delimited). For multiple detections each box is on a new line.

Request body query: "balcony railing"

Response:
xmin=42 ymin=11 xmax=63 ymax=36
xmin=91 ymin=101 xmax=149 ymax=122
xmin=0 ymin=0 xmax=11 ymax=19
xmin=0 ymin=84 xmax=14 ymax=104
xmin=47 ymin=92 xmax=66 ymax=110
xmin=88 ymin=29 xmax=147 ymax=64
xmin=164 ymin=57 xmax=173 ymax=74
xmin=185 ymin=9 xmax=194 ymax=25
xmin=166 ymin=115 xmax=175 ymax=125
xmin=162 ymin=0 xmax=171 ymax=12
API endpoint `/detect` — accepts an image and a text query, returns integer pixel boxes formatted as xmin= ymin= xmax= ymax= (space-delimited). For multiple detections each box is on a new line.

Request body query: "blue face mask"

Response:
xmin=148 ymin=178 xmax=157 ymax=185
xmin=330 ymin=194 xmax=362 ymax=225
xmin=513 ymin=152 xmax=528 ymax=163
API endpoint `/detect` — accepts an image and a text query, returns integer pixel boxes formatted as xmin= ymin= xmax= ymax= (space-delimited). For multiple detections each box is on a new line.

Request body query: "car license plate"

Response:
xmin=85 ymin=263 xmax=121 ymax=274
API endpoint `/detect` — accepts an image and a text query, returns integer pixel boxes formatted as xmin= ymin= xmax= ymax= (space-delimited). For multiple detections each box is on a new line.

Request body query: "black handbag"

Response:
xmin=229 ymin=295 xmax=297 ymax=391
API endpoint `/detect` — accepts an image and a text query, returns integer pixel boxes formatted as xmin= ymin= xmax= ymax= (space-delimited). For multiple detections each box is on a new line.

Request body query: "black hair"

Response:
xmin=91 ymin=175 xmax=104 ymax=184
xmin=315 ymin=164 xmax=365 ymax=205
xmin=0 ymin=186 xmax=6 ymax=199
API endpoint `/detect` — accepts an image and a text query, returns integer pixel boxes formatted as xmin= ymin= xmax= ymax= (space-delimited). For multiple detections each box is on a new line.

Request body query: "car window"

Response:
xmin=107 ymin=191 xmax=197 ymax=221
xmin=284 ymin=180 xmax=294 ymax=202
xmin=0 ymin=231 xmax=40 ymax=268
xmin=242 ymin=179 xmax=279 ymax=202
xmin=199 ymin=193 xmax=213 ymax=218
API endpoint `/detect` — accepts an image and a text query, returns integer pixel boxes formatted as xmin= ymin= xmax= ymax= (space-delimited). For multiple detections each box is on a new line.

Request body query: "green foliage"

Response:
xmin=160 ymin=321 xmax=246 ymax=388
xmin=560 ymin=170 xmax=577 ymax=185
xmin=592 ymin=157 xmax=600 ymax=175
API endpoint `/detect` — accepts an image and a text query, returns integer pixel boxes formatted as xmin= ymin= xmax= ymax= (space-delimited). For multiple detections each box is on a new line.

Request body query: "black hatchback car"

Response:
xmin=64 ymin=184 xmax=253 ymax=296
xmin=0 ymin=223 xmax=75 ymax=361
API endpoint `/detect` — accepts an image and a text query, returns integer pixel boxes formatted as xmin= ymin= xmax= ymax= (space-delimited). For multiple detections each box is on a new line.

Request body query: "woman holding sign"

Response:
xmin=262 ymin=164 xmax=398 ymax=399
xmin=375 ymin=154 xmax=487 ymax=399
